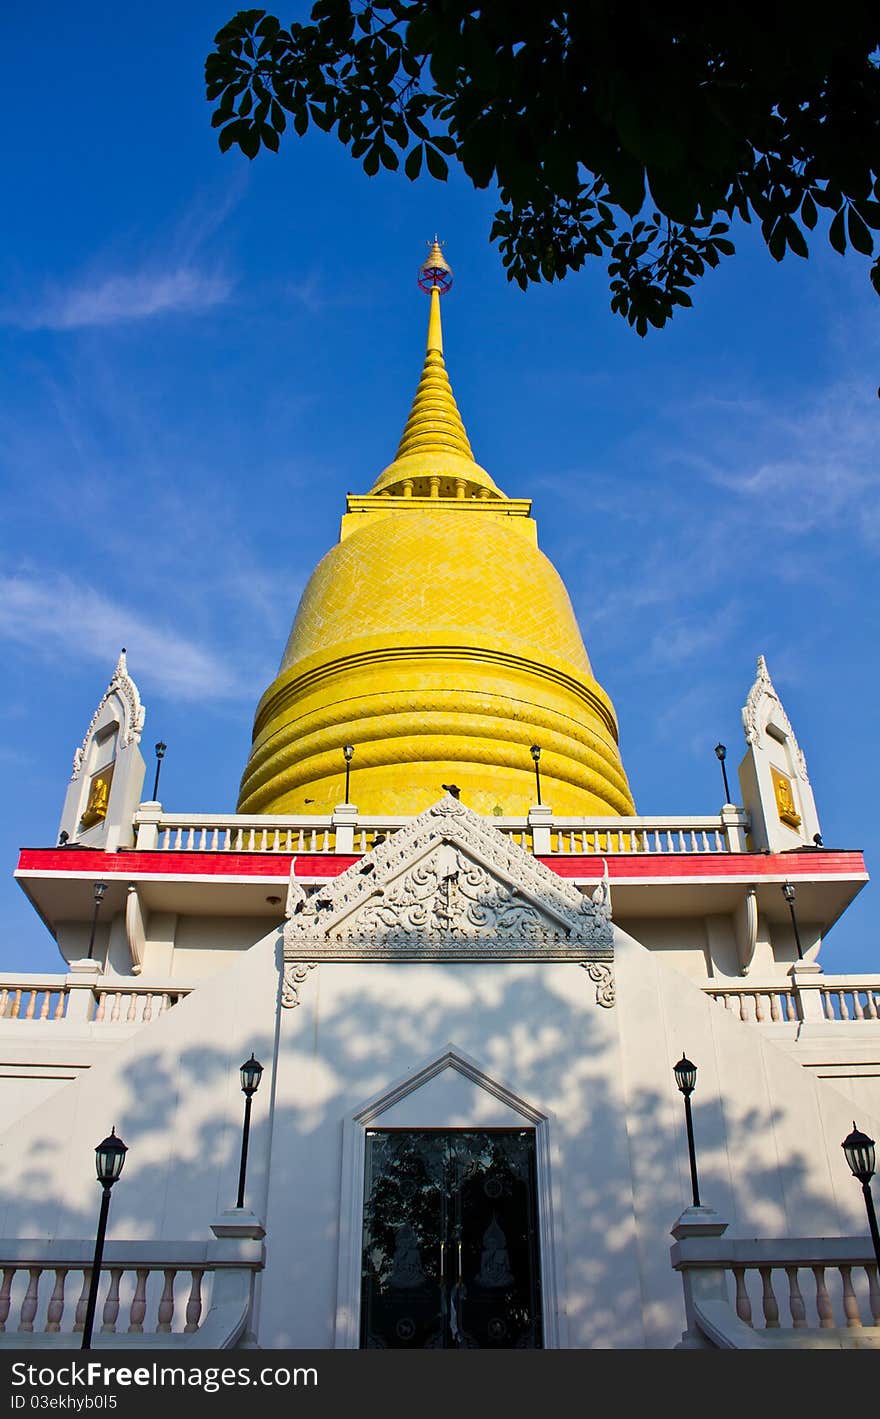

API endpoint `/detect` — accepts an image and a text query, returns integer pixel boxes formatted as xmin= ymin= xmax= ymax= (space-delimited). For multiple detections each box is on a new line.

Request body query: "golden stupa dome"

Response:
xmin=237 ymin=243 xmax=635 ymax=818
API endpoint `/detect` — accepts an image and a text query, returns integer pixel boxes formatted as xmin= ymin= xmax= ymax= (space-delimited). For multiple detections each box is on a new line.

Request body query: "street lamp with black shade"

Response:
xmin=86 ymin=882 xmax=107 ymax=962
xmin=152 ymin=742 xmax=167 ymax=802
xmin=343 ymin=743 xmax=354 ymax=805
xmin=81 ymin=1128 xmax=128 ymax=1350
xmin=714 ymin=742 xmax=732 ymax=804
xmin=781 ymin=882 xmax=805 ymax=961
xmin=530 ymin=744 xmax=542 ymax=806
xmin=673 ymin=1055 xmax=702 ymax=1208
xmin=842 ymin=1123 xmax=880 ymax=1270
xmin=236 ymin=1054 xmax=264 ymax=1210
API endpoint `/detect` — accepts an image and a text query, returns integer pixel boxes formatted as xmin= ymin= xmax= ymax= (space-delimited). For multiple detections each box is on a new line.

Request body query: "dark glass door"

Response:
xmin=360 ymin=1129 xmax=542 ymax=1349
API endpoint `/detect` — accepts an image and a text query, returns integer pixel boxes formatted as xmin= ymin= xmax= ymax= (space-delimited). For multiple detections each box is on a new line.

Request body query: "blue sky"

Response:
xmin=1 ymin=4 xmax=878 ymax=974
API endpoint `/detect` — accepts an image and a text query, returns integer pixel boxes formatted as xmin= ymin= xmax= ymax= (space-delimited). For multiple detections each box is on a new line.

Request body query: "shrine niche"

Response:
xmin=58 ymin=650 xmax=147 ymax=851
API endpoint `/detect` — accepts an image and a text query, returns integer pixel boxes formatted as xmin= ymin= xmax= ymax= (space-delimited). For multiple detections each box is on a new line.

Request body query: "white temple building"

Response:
xmin=1 ymin=247 xmax=878 ymax=1350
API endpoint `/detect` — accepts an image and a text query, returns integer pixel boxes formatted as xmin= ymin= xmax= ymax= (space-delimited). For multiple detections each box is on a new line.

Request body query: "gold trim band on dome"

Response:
xmin=244 ymin=689 xmax=631 ymax=802
xmin=239 ymin=726 xmax=634 ymax=816
xmin=239 ymin=698 xmax=634 ymax=814
xmin=255 ymin=643 xmax=621 ymax=743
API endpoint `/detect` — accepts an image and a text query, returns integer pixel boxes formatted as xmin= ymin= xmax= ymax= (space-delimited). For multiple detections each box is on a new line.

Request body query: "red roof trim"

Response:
xmin=16 ymin=846 xmax=867 ymax=883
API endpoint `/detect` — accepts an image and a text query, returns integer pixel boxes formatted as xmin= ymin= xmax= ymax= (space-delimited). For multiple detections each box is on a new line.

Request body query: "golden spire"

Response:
xmin=369 ymin=240 xmax=502 ymax=498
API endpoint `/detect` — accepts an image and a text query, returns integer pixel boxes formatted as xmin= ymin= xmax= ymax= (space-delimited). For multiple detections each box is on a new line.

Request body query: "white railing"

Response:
xmin=705 ymin=976 xmax=880 ymax=1025
xmin=0 ymin=975 xmax=192 ymax=1026
xmin=134 ymin=808 xmax=750 ymax=856
xmin=672 ymin=1227 xmax=880 ymax=1348
xmin=0 ymin=1236 xmax=263 ymax=1348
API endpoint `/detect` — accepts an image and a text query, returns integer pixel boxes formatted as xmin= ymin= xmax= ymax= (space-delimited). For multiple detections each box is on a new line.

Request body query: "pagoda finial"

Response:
xmin=418 ymin=237 xmax=453 ymax=295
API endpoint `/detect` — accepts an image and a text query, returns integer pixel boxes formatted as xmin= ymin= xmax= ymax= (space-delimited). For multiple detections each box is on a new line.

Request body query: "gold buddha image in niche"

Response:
xmin=770 ymin=766 xmax=801 ymax=829
xmin=80 ymin=767 xmax=113 ymax=829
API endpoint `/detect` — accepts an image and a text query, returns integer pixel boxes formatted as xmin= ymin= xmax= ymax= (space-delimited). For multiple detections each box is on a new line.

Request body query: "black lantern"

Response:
xmin=82 ymin=1127 xmax=128 ymax=1350
xmin=674 ymin=1054 xmax=698 ymax=1096
xmin=843 ymin=1123 xmax=876 ymax=1185
xmin=240 ymin=1053 xmax=264 ymax=1098
xmin=236 ymin=1053 xmax=264 ymax=1209
xmin=673 ymin=1055 xmax=701 ymax=1207
xmin=714 ymin=742 xmax=732 ymax=804
xmin=842 ymin=1123 xmax=880 ymax=1269
xmin=343 ymin=743 xmax=354 ymax=804
xmin=530 ymin=744 xmax=542 ymax=806
xmin=95 ymin=1126 xmax=128 ymax=1185
xmin=152 ymin=742 xmax=167 ymax=802
xmin=86 ymin=881 xmax=108 ymax=962
xmin=781 ymin=882 xmax=805 ymax=961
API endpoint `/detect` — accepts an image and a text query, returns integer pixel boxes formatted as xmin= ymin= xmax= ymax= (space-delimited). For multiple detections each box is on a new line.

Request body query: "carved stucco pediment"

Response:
xmin=283 ymin=793 xmax=613 ymax=963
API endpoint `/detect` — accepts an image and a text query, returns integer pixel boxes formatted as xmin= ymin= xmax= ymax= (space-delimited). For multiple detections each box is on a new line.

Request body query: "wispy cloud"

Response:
xmin=5 ymin=267 xmax=232 ymax=331
xmin=0 ymin=572 xmax=243 ymax=701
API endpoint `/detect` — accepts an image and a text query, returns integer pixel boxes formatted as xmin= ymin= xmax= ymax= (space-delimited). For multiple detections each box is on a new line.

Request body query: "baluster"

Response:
xmin=110 ymin=992 xmax=121 ymax=1023
xmin=11 ymin=990 xmax=22 ymax=1019
xmin=39 ymin=991 xmax=50 ymax=1020
xmin=142 ymin=994 xmax=154 ymax=1024
xmin=0 ymin=1267 xmax=16 ymax=1331
xmin=785 ymin=1266 xmax=806 ymax=1327
xmin=852 ymin=992 xmax=865 ymax=1021
xmin=19 ymin=1268 xmax=40 ymax=1332
xmin=55 ymin=990 xmax=66 ymax=1020
xmin=838 ymin=991 xmax=850 ymax=1021
xmin=769 ymin=992 xmax=782 ymax=1022
xmin=0 ymin=989 xmax=8 ymax=1016
xmin=95 ymin=992 xmax=107 ymax=1023
xmin=157 ymin=1270 xmax=176 ymax=1332
xmin=821 ymin=990 xmax=834 ymax=1020
xmin=840 ymin=1265 xmax=862 ymax=1327
xmin=732 ymin=1267 xmax=752 ymax=1325
xmin=813 ymin=1266 xmax=834 ymax=1327
xmin=126 ymin=993 xmax=138 ymax=1022
xmin=865 ymin=1264 xmax=880 ymax=1325
xmin=247 ymin=829 xmax=255 ymax=851
xmin=866 ymin=992 xmax=878 ymax=1020
xmin=184 ymin=1270 xmax=204 ymax=1332
xmin=73 ymin=1270 xmax=91 ymax=1332
xmin=759 ymin=1266 xmax=779 ymax=1327
xmin=101 ymin=1268 xmax=123 ymax=1333
xmin=45 ymin=1267 xmax=68 ymax=1332
xmin=754 ymin=993 xmax=765 ymax=1023
xmin=159 ymin=993 xmax=170 ymax=1016
xmin=128 ymin=1269 xmax=149 ymax=1333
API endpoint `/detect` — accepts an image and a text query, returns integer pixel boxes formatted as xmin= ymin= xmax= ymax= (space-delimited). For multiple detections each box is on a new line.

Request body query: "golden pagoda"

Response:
xmin=238 ymin=242 xmax=635 ymax=818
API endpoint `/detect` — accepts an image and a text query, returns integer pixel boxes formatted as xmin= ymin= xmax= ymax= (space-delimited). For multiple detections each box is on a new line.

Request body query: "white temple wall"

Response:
xmin=0 ymin=925 xmax=878 ymax=1349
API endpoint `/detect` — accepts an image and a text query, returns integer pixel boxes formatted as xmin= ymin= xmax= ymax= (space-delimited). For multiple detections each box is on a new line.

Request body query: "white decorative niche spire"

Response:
xmin=738 ymin=655 xmax=821 ymax=853
xmin=59 ymin=649 xmax=148 ymax=851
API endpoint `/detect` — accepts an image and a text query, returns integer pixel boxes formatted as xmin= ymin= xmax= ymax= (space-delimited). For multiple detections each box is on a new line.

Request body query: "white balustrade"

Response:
xmin=0 ymin=976 xmax=192 ymax=1027
xmin=0 ymin=1238 xmax=262 ymax=1347
xmin=673 ymin=1232 xmax=880 ymax=1347
xmin=706 ymin=977 xmax=880 ymax=1027
xmin=135 ymin=808 xmax=750 ymax=856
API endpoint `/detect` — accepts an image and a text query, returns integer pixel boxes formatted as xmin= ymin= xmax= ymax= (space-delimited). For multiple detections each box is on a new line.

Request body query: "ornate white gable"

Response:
xmin=283 ymin=794 xmax=613 ymax=965
xmin=71 ymin=649 xmax=146 ymax=780
xmin=742 ymin=654 xmax=808 ymax=783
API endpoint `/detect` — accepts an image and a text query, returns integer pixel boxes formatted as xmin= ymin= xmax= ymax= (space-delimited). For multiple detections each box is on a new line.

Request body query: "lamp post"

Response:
xmin=781 ymin=882 xmax=805 ymax=961
xmin=842 ymin=1123 xmax=880 ymax=1270
xmin=236 ymin=1053 xmax=264 ymax=1210
xmin=81 ymin=1128 xmax=128 ymax=1350
xmin=714 ymin=743 xmax=732 ymax=804
xmin=86 ymin=882 xmax=107 ymax=962
xmin=152 ymin=742 xmax=167 ymax=802
xmin=673 ymin=1055 xmax=702 ymax=1208
xmin=343 ymin=744 xmax=354 ymax=805
xmin=530 ymin=744 xmax=542 ymax=806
